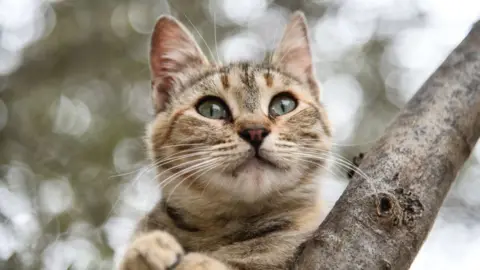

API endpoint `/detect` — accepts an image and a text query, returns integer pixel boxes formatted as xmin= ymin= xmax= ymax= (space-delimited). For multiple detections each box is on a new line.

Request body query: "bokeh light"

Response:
xmin=0 ymin=0 xmax=479 ymax=269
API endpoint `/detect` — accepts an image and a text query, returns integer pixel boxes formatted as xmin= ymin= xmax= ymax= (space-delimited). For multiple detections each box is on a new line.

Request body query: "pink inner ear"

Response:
xmin=272 ymin=12 xmax=314 ymax=82
xmin=149 ymin=16 xmax=209 ymax=112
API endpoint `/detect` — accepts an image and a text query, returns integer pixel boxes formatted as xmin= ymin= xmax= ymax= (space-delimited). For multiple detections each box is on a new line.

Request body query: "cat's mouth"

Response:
xmin=230 ymin=153 xmax=279 ymax=176
xmin=253 ymin=154 xmax=278 ymax=168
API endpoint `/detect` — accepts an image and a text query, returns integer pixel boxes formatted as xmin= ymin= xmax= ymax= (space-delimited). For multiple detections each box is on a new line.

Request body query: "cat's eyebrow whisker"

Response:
xmin=212 ymin=7 xmax=222 ymax=65
xmin=180 ymin=11 xmax=216 ymax=64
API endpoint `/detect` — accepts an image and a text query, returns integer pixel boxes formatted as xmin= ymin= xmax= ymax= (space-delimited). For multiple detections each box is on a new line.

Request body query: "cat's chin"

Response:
xmin=232 ymin=156 xmax=278 ymax=175
xmin=205 ymin=156 xmax=293 ymax=202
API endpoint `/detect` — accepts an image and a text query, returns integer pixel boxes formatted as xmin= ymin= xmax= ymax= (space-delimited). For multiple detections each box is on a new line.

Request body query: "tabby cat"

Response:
xmin=119 ymin=11 xmax=332 ymax=270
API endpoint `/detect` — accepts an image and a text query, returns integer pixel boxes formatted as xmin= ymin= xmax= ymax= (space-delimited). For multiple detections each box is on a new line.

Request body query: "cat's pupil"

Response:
xmin=210 ymin=104 xmax=221 ymax=117
xmin=269 ymin=94 xmax=297 ymax=117
xmin=196 ymin=97 xmax=229 ymax=120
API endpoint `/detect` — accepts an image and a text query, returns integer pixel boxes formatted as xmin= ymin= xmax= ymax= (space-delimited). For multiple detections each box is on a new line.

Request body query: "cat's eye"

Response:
xmin=196 ymin=97 xmax=230 ymax=120
xmin=269 ymin=93 xmax=297 ymax=117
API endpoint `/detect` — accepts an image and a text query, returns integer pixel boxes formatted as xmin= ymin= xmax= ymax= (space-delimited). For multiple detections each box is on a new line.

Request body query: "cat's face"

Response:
xmin=146 ymin=12 xmax=332 ymax=202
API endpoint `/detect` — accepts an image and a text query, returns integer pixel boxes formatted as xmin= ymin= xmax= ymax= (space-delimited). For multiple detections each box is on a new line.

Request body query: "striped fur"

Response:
xmin=120 ymin=11 xmax=332 ymax=270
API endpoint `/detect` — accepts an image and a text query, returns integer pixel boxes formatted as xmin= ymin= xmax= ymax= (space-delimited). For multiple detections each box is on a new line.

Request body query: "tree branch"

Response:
xmin=295 ymin=21 xmax=480 ymax=270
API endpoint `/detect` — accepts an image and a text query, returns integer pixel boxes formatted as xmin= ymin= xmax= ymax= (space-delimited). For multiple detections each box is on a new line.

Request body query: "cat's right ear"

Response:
xmin=150 ymin=15 xmax=209 ymax=113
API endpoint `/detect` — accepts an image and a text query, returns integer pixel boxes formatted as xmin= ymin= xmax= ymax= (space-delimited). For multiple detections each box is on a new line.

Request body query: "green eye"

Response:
xmin=196 ymin=97 xmax=229 ymax=120
xmin=269 ymin=93 xmax=297 ymax=117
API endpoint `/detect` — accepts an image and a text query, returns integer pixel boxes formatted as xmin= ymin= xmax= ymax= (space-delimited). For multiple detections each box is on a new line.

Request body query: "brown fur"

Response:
xmin=119 ymin=11 xmax=332 ymax=270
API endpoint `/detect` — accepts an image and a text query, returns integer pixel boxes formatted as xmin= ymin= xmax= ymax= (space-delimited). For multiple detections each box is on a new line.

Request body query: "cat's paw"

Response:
xmin=175 ymin=253 xmax=229 ymax=270
xmin=120 ymin=231 xmax=184 ymax=270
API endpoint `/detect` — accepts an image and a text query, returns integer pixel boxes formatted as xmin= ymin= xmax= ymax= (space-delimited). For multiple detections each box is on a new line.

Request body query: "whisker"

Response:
xmin=168 ymin=161 xmax=220 ymax=202
xmin=155 ymin=143 xmax=206 ymax=149
xmin=154 ymin=156 xmax=213 ymax=183
xmin=200 ymin=161 xmax=228 ymax=197
xmin=181 ymin=11 xmax=216 ymax=63
xmin=157 ymin=159 xmax=221 ymax=199
xmin=212 ymin=7 xmax=222 ymax=65
xmin=287 ymin=150 xmax=379 ymax=196
xmin=107 ymin=153 xmax=213 ymax=220
xmin=297 ymin=137 xmax=380 ymax=147
xmin=158 ymin=158 xmax=221 ymax=189
xmin=109 ymin=161 xmax=153 ymax=178
xmin=286 ymin=155 xmax=345 ymax=181
xmin=293 ymin=150 xmax=370 ymax=180
xmin=153 ymin=150 xmax=211 ymax=168
xmin=106 ymin=165 xmax=157 ymax=220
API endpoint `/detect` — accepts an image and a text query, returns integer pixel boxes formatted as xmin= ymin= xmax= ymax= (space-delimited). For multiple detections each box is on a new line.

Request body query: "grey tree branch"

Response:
xmin=295 ymin=21 xmax=480 ymax=270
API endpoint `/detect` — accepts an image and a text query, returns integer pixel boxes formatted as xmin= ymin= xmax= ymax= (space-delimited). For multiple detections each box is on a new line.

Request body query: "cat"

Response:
xmin=119 ymin=11 xmax=332 ymax=270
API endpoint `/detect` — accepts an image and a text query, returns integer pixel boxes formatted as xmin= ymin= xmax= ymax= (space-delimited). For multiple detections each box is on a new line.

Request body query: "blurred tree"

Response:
xmin=0 ymin=0 xmax=478 ymax=270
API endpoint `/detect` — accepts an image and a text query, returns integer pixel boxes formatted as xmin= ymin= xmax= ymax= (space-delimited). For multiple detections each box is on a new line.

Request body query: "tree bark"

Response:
xmin=295 ymin=21 xmax=480 ymax=270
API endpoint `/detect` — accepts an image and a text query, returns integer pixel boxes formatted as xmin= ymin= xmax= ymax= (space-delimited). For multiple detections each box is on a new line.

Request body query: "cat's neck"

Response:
xmin=161 ymin=175 xmax=321 ymax=220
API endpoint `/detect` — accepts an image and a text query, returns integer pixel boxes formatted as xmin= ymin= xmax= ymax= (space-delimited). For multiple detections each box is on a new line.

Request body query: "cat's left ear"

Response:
xmin=150 ymin=15 xmax=210 ymax=113
xmin=272 ymin=12 xmax=317 ymax=86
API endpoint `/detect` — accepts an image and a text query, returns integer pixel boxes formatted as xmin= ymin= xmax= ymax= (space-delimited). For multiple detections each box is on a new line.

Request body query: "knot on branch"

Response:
xmin=395 ymin=188 xmax=424 ymax=227
xmin=375 ymin=187 xmax=424 ymax=228
xmin=375 ymin=193 xmax=401 ymax=226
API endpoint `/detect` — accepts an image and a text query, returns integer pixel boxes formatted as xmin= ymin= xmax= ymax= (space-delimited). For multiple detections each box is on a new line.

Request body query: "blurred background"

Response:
xmin=0 ymin=0 xmax=479 ymax=269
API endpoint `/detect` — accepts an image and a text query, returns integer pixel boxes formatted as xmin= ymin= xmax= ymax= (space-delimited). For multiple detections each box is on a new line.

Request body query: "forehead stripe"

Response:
xmin=221 ymin=73 xmax=230 ymax=89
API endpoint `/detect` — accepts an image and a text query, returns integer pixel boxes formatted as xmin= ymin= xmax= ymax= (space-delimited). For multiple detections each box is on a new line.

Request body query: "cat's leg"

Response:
xmin=119 ymin=231 xmax=229 ymax=270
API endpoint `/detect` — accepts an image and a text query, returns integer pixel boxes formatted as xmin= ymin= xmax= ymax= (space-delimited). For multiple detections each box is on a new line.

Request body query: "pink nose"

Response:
xmin=238 ymin=127 xmax=270 ymax=150
xmin=247 ymin=129 xmax=264 ymax=141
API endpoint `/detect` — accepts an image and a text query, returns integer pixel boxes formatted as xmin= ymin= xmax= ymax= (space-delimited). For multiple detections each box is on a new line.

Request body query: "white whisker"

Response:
xmin=158 ymin=158 xmax=221 ymax=189
xmin=212 ymin=8 xmax=221 ymax=65
xmin=168 ymin=161 xmax=221 ymax=202
xmin=181 ymin=12 xmax=216 ymax=63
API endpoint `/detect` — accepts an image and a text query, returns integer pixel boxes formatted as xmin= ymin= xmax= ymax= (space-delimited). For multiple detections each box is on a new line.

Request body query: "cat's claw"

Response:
xmin=120 ymin=231 xmax=184 ymax=270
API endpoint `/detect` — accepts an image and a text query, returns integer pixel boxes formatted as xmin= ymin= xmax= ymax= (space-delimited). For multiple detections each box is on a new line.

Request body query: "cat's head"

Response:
xmin=146 ymin=12 xmax=332 ymax=202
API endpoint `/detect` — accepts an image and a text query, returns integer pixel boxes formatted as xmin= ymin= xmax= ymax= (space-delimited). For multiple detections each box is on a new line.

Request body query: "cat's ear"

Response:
xmin=272 ymin=12 xmax=315 ymax=83
xmin=150 ymin=15 xmax=209 ymax=112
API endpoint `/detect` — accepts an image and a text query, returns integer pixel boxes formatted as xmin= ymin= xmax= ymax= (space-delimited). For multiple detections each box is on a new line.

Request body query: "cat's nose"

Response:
xmin=238 ymin=127 xmax=270 ymax=151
